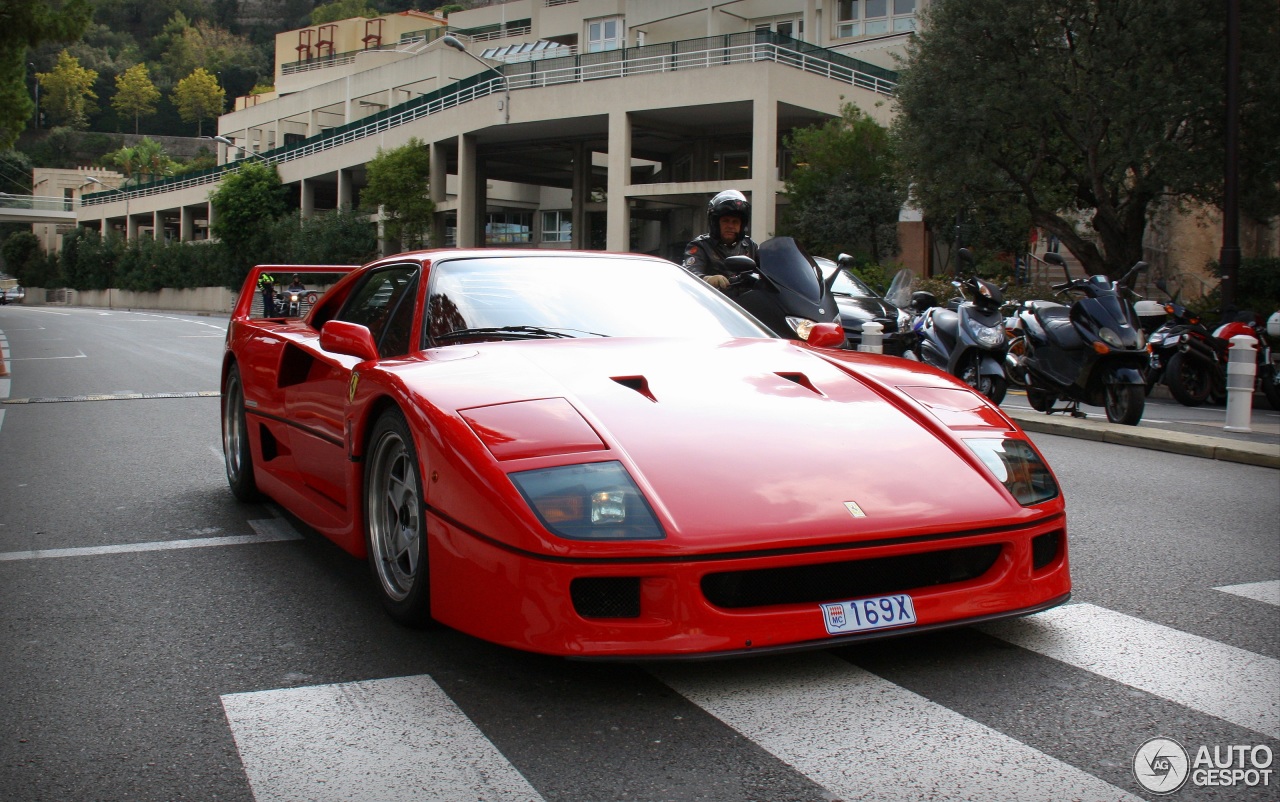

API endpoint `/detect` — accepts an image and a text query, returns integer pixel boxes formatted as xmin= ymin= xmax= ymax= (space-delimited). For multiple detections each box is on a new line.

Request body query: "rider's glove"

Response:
xmin=705 ymin=275 xmax=730 ymax=291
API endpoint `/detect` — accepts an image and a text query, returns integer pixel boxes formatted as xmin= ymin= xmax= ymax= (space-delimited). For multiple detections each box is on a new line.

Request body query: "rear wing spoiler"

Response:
xmin=234 ymin=263 xmax=361 ymax=321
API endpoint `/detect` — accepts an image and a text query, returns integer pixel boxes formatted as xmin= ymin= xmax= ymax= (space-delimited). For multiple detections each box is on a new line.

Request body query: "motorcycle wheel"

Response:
xmin=958 ymin=353 xmax=1006 ymax=405
xmin=1104 ymin=383 xmax=1145 ymax=425
xmin=1262 ymin=364 xmax=1280 ymax=411
xmin=1026 ymin=387 xmax=1053 ymax=412
xmin=1165 ymin=352 xmax=1211 ymax=407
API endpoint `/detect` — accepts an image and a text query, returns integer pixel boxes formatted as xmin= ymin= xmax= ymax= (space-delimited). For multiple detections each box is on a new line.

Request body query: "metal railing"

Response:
xmin=0 ymin=193 xmax=77 ymax=212
xmin=83 ymin=32 xmax=898 ymax=208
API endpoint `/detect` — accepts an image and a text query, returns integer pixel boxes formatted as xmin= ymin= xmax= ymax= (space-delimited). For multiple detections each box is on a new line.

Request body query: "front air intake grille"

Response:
xmin=702 ymin=544 xmax=1003 ymax=609
xmin=1031 ymin=530 xmax=1063 ymax=570
xmin=571 ymin=577 xmax=641 ymax=619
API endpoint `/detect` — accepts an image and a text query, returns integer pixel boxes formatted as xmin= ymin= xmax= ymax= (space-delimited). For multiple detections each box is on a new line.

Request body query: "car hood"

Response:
xmin=399 ymin=338 xmax=1038 ymax=551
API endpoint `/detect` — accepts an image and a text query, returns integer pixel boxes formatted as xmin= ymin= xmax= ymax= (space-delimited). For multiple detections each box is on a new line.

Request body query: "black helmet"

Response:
xmin=707 ymin=189 xmax=750 ymax=242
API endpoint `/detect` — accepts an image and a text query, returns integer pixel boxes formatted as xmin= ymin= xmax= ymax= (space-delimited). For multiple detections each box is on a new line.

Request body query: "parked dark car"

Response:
xmin=815 ymin=257 xmax=912 ymax=355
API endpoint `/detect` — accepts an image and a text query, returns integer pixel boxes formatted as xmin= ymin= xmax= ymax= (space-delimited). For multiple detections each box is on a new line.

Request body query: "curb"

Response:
xmin=1003 ymin=408 xmax=1280 ymax=469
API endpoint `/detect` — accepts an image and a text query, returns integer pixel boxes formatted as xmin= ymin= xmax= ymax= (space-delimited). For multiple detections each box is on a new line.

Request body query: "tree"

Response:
xmin=112 ymin=63 xmax=161 ymax=133
xmin=171 ymin=67 xmax=224 ymax=136
xmin=0 ymin=0 xmax=92 ymax=148
xmin=37 ymin=50 xmax=98 ymax=129
xmin=780 ymin=104 xmax=904 ymax=264
xmin=892 ymin=0 xmax=1280 ymax=279
xmin=362 ymin=138 xmax=435 ymax=249
xmin=209 ymin=160 xmax=288 ymax=280
xmin=311 ymin=0 xmax=381 ymax=26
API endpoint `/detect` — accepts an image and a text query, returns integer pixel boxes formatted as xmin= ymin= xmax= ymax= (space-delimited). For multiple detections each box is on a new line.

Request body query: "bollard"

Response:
xmin=859 ymin=321 xmax=884 ymax=354
xmin=1224 ymin=334 xmax=1257 ymax=432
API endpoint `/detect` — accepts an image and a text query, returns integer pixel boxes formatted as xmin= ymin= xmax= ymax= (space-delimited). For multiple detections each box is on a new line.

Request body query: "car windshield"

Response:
xmin=425 ymin=255 xmax=774 ymax=343
xmin=815 ymin=258 xmax=878 ymax=299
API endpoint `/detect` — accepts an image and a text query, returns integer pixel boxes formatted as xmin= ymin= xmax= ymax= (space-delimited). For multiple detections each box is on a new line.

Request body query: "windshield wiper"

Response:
xmin=434 ymin=325 xmax=604 ymax=342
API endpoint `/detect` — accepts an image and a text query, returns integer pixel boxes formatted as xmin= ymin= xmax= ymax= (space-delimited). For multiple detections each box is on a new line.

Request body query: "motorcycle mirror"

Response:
xmin=724 ymin=255 xmax=756 ymax=271
xmin=1043 ymin=252 xmax=1066 ymax=267
xmin=958 ymin=247 xmax=974 ymax=266
xmin=837 ymin=253 xmax=856 ymax=267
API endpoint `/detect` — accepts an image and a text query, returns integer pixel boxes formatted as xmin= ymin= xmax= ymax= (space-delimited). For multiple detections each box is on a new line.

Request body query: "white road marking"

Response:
xmin=654 ymin=653 xmax=1140 ymax=802
xmin=981 ymin=603 xmax=1280 ymax=738
xmin=1215 ymin=579 xmax=1280 ymax=606
xmin=0 ymin=519 xmax=301 ymax=562
xmin=222 ymin=675 xmax=545 ymax=802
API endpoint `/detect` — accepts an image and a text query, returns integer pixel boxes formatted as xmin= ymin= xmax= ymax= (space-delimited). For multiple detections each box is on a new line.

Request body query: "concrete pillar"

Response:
xmin=308 ymin=109 xmax=319 ymax=137
xmin=606 ymin=111 xmax=631 ymax=252
xmin=300 ymin=178 xmax=315 ymax=219
xmin=457 ymin=134 xmax=478 ymax=247
xmin=337 ymin=169 xmax=352 ymax=210
xmin=126 ymin=211 xmax=137 ymax=241
xmin=429 ymin=141 xmax=447 ymax=206
xmin=207 ymin=202 xmax=217 ymax=239
xmin=180 ymin=207 xmax=194 ymax=242
xmin=750 ymin=97 xmax=779 ymax=239
xmin=571 ymin=143 xmax=589 ymax=249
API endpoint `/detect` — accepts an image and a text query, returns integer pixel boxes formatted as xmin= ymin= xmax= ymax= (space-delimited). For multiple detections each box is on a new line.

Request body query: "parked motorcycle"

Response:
xmin=723 ymin=236 xmax=844 ymax=347
xmin=1162 ymin=311 xmax=1280 ymax=410
xmin=903 ymin=250 xmax=1010 ymax=404
xmin=1143 ymin=301 xmax=1219 ymax=404
xmin=1004 ymin=253 xmax=1148 ymax=425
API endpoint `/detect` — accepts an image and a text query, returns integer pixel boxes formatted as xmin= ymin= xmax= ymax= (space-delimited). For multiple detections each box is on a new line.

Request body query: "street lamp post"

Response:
xmin=1219 ymin=0 xmax=1241 ymax=320
xmin=442 ymin=35 xmax=510 ymax=124
xmin=204 ymin=135 xmax=273 ymax=165
xmin=83 ymin=176 xmax=131 ymax=240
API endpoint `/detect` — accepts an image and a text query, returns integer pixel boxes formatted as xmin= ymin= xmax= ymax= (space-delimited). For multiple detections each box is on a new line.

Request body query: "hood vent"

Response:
xmin=777 ymin=372 xmax=823 ymax=396
xmin=612 ymin=375 xmax=656 ymax=402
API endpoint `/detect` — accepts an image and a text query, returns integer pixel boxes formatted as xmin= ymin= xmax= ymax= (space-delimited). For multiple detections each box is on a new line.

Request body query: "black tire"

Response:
xmin=1026 ymin=387 xmax=1053 ymax=412
xmin=958 ymin=352 xmax=1008 ymax=405
xmin=1165 ymin=352 xmax=1211 ymax=407
xmin=1262 ymin=364 xmax=1280 ymax=411
xmin=365 ymin=409 xmax=434 ymax=627
xmin=221 ymin=363 xmax=260 ymax=502
xmin=1104 ymin=383 xmax=1145 ymax=425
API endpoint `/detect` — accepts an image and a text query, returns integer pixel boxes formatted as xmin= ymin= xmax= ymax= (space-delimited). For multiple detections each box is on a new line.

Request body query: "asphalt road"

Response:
xmin=1 ymin=305 xmax=1277 ymax=802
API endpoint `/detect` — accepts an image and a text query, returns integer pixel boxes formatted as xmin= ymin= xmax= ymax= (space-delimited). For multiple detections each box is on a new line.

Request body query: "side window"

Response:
xmin=335 ymin=265 xmax=420 ymax=357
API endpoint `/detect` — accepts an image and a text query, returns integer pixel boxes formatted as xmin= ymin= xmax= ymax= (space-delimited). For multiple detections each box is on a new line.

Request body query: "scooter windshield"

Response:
xmin=757 ymin=237 xmax=824 ymax=301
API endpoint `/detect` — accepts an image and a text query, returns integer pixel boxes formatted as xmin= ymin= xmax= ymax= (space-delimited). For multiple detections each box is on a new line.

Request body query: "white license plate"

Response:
xmin=820 ymin=593 xmax=917 ymax=635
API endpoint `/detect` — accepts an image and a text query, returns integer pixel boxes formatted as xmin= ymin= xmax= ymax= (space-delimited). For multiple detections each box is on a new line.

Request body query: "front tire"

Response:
xmin=221 ymin=363 xmax=260 ymax=502
xmin=1026 ymin=387 xmax=1053 ymax=412
xmin=365 ymin=409 xmax=434 ymax=627
xmin=1165 ymin=352 xmax=1211 ymax=407
xmin=1104 ymin=382 xmax=1145 ymax=425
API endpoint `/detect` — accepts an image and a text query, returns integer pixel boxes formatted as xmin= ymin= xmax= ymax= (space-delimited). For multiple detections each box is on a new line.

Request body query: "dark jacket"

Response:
xmin=681 ymin=234 xmax=759 ymax=280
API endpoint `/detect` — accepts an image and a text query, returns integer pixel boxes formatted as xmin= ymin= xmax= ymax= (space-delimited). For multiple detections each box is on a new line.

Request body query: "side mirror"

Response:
xmin=319 ymin=320 xmax=379 ymax=361
xmin=805 ymin=322 xmax=846 ymax=348
xmin=837 ymin=253 xmax=856 ymax=267
xmin=1043 ymin=252 xmax=1066 ymax=267
xmin=958 ymin=247 xmax=974 ymax=266
xmin=724 ymin=255 xmax=757 ymax=272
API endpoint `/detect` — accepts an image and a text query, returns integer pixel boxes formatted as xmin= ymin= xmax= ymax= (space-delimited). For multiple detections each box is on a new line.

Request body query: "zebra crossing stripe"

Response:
xmin=221 ymin=675 xmax=545 ymax=802
xmin=980 ymin=602 xmax=1280 ymax=738
xmin=1215 ymin=579 xmax=1280 ymax=606
xmin=653 ymin=653 xmax=1141 ymax=802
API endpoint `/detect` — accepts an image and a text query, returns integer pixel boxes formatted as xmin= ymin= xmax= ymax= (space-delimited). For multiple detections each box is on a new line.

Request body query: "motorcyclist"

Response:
xmin=682 ymin=189 xmax=759 ymax=292
xmin=287 ymin=274 xmax=305 ymax=293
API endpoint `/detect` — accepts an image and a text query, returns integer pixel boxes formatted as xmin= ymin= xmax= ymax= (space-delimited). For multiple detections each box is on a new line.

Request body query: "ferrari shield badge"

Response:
xmin=348 ymin=371 xmax=359 ymax=403
xmin=844 ymin=501 xmax=866 ymax=518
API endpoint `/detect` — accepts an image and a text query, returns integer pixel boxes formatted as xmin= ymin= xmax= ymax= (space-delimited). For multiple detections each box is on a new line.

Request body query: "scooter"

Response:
xmin=904 ymin=250 xmax=1010 ymax=404
xmin=723 ymin=236 xmax=844 ymax=347
xmin=1004 ymin=253 xmax=1148 ymax=425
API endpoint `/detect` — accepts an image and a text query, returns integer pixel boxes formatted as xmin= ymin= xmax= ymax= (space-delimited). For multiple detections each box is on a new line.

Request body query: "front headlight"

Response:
xmin=965 ymin=438 xmax=1059 ymax=506
xmin=509 ymin=461 xmax=665 ymax=540
xmin=964 ymin=318 xmax=1006 ymax=349
xmin=786 ymin=317 xmax=818 ymax=340
xmin=1098 ymin=327 xmax=1124 ymax=348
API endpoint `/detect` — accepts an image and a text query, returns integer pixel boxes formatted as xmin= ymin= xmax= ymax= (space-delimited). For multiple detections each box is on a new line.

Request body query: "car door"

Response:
xmin=283 ymin=264 xmax=421 ymax=515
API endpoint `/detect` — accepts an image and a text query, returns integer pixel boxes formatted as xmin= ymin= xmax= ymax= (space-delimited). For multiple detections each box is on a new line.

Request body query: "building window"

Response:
xmin=587 ymin=16 xmax=623 ymax=52
xmin=541 ymin=211 xmax=572 ymax=243
xmin=753 ymin=16 xmax=803 ymax=39
xmin=486 ymin=212 xmax=532 ymax=244
xmin=836 ymin=0 xmax=915 ymax=39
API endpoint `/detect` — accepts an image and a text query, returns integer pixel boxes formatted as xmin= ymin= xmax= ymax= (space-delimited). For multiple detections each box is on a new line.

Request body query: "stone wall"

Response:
xmin=19 ymin=286 xmax=236 ymax=314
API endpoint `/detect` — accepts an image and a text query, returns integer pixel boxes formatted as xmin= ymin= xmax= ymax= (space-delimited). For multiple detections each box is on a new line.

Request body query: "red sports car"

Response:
xmin=220 ymin=248 xmax=1069 ymax=658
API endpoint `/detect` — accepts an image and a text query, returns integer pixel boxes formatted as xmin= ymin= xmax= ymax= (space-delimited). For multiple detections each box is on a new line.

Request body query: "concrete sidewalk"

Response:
xmin=1003 ymin=406 xmax=1280 ymax=469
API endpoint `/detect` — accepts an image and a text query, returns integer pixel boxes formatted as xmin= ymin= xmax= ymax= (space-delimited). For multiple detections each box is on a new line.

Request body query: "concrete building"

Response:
xmin=77 ymin=0 xmax=923 ymax=266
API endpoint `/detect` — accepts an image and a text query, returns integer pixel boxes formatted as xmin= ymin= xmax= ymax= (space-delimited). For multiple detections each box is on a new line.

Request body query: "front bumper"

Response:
xmin=426 ymin=511 xmax=1071 ymax=659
